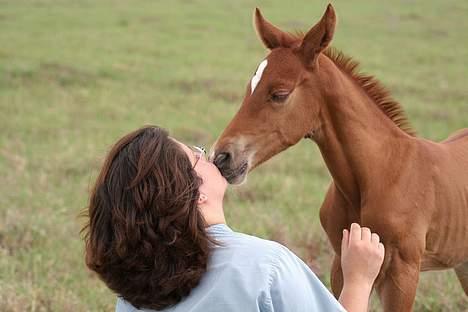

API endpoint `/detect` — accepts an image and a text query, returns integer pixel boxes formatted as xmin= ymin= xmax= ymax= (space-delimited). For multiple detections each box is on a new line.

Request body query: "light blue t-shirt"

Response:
xmin=116 ymin=224 xmax=345 ymax=312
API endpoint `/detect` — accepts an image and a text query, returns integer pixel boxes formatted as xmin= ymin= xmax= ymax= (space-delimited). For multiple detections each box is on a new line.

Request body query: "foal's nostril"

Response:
xmin=214 ymin=152 xmax=230 ymax=168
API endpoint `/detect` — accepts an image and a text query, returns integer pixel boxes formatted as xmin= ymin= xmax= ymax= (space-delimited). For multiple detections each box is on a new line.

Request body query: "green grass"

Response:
xmin=1 ymin=0 xmax=467 ymax=311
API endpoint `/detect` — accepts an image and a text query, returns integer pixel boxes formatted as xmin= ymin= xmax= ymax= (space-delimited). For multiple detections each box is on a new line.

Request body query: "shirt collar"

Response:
xmin=206 ymin=223 xmax=233 ymax=235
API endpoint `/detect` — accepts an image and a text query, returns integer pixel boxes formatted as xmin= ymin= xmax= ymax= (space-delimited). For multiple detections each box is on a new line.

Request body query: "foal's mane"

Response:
xmin=290 ymin=30 xmax=415 ymax=136
xmin=323 ymin=47 xmax=416 ymax=136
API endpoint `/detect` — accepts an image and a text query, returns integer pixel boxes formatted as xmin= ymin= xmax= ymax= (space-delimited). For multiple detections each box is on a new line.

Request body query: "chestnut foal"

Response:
xmin=211 ymin=5 xmax=468 ymax=311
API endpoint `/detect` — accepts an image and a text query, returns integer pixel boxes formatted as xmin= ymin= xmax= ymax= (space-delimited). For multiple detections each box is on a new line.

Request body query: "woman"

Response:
xmin=82 ymin=126 xmax=384 ymax=312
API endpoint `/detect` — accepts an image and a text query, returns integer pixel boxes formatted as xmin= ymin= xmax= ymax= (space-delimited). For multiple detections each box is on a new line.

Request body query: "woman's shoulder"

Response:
xmin=233 ymin=231 xmax=293 ymax=259
xmin=210 ymin=224 xmax=300 ymax=271
xmin=223 ymin=231 xmax=345 ymax=311
xmin=232 ymin=232 xmax=306 ymax=273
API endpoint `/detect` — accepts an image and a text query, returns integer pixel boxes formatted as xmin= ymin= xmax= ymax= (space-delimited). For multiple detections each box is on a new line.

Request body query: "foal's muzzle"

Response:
xmin=213 ymin=152 xmax=231 ymax=169
xmin=212 ymin=150 xmax=249 ymax=184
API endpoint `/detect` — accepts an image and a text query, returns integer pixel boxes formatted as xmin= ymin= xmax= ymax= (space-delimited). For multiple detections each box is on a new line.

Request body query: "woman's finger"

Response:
xmin=350 ymin=223 xmax=361 ymax=242
xmin=371 ymin=233 xmax=380 ymax=245
xmin=361 ymin=227 xmax=372 ymax=242
xmin=342 ymin=229 xmax=349 ymax=253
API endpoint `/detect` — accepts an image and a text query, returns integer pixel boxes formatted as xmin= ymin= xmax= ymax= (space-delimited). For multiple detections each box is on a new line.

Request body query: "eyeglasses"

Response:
xmin=191 ymin=145 xmax=207 ymax=169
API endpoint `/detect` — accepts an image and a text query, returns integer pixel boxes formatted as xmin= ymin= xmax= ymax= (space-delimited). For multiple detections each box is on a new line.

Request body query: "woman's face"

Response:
xmin=173 ymin=139 xmax=228 ymax=202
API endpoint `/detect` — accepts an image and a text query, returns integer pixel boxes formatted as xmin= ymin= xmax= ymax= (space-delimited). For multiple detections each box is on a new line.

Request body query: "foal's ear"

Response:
xmin=299 ymin=4 xmax=336 ymax=68
xmin=254 ymin=8 xmax=297 ymax=49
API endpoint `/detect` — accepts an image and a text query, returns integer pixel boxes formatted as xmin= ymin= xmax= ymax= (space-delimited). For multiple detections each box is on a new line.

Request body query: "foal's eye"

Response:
xmin=270 ymin=91 xmax=290 ymax=103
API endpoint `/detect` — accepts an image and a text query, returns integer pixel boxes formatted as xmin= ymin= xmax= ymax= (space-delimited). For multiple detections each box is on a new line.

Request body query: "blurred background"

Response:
xmin=1 ymin=0 xmax=467 ymax=311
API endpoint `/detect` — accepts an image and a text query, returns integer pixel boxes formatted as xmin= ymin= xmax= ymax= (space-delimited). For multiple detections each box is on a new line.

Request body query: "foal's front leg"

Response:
xmin=376 ymin=247 xmax=421 ymax=312
xmin=319 ymin=183 xmax=351 ymax=298
xmin=454 ymin=261 xmax=468 ymax=296
xmin=331 ymin=254 xmax=344 ymax=298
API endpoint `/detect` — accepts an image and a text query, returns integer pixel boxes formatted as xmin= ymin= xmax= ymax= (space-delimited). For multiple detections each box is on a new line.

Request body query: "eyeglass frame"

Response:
xmin=191 ymin=145 xmax=207 ymax=169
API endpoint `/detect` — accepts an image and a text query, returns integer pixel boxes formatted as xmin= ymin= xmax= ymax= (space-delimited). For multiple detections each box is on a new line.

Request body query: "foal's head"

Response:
xmin=212 ymin=5 xmax=336 ymax=184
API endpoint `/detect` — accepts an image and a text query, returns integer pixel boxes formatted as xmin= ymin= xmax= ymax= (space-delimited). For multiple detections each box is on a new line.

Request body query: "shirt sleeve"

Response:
xmin=115 ymin=297 xmax=136 ymax=312
xmin=262 ymin=244 xmax=346 ymax=312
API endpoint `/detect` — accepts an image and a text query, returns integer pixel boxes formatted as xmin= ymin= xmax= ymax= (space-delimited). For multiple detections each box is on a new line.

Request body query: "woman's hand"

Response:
xmin=341 ymin=223 xmax=385 ymax=288
xmin=338 ymin=223 xmax=385 ymax=312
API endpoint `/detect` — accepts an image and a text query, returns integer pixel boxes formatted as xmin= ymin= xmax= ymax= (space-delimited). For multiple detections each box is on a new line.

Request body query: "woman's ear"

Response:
xmin=198 ymin=193 xmax=208 ymax=205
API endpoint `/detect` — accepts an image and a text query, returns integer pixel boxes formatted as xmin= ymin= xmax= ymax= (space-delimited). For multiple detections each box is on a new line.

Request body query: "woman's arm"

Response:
xmin=338 ymin=281 xmax=373 ymax=312
xmin=338 ymin=223 xmax=385 ymax=312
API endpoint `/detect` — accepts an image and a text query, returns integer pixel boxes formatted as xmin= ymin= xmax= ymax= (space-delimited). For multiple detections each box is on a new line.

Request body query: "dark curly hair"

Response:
xmin=81 ymin=126 xmax=214 ymax=310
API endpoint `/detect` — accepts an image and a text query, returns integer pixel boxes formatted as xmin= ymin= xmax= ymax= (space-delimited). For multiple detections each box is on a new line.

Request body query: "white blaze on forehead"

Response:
xmin=250 ymin=59 xmax=268 ymax=94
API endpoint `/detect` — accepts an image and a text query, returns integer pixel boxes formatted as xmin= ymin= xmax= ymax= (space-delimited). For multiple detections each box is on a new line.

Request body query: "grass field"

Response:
xmin=1 ymin=0 xmax=467 ymax=311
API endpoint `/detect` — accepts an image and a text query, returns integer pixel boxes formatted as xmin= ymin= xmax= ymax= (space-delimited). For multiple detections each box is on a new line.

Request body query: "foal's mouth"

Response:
xmin=217 ymin=162 xmax=249 ymax=184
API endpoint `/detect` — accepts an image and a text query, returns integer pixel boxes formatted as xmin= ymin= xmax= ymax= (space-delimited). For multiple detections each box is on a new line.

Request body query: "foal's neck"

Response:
xmin=312 ymin=54 xmax=413 ymax=209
